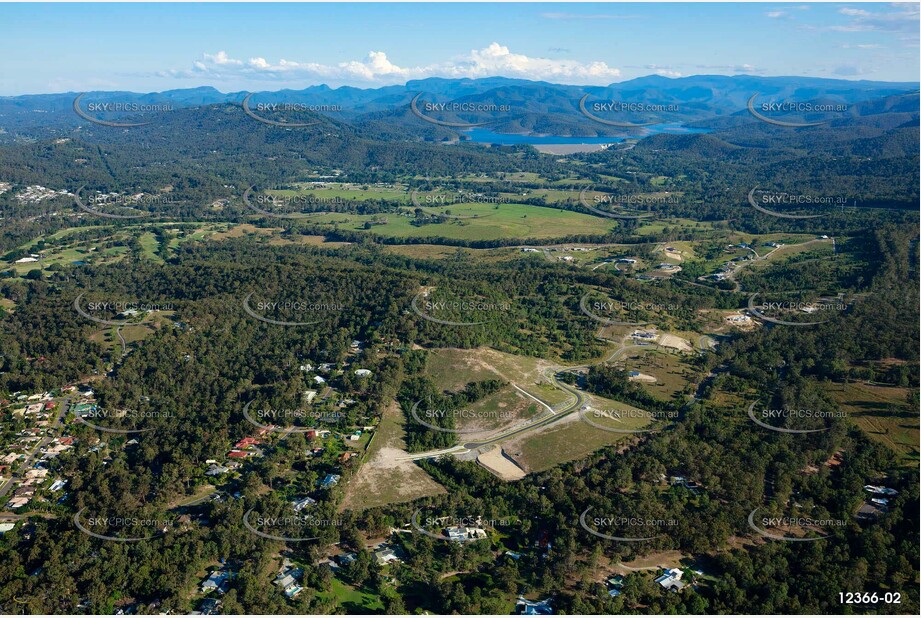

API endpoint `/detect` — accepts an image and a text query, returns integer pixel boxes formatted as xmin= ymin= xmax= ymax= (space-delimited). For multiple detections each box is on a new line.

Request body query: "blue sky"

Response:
xmin=0 ymin=2 xmax=918 ymax=95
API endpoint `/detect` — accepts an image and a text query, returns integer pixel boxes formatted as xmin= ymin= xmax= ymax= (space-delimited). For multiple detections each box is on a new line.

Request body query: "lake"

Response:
xmin=463 ymin=124 xmax=709 ymax=146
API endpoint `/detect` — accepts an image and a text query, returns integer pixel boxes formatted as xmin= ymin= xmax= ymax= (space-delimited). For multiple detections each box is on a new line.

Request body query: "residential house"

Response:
xmin=200 ymin=570 xmax=232 ymax=594
xmin=655 ymin=568 xmax=686 ymax=592
xmin=445 ymin=526 xmax=487 ymax=541
xmin=516 ymin=597 xmax=553 ymax=615
xmin=292 ymin=497 xmax=317 ymax=512
xmin=374 ymin=545 xmax=402 ymax=565
xmin=318 ymin=474 xmax=341 ymax=488
xmin=206 ymin=464 xmax=230 ymax=476
xmin=273 ymin=567 xmax=304 ymax=599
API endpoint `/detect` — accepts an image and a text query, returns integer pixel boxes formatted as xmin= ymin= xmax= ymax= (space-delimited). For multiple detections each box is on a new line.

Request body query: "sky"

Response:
xmin=0 ymin=2 xmax=918 ymax=95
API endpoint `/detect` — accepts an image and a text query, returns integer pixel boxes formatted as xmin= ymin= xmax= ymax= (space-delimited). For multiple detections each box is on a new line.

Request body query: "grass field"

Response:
xmin=504 ymin=406 xmax=647 ymax=473
xmin=271 ymin=182 xmax=406 ymax=202
xmin=454 ymin=386 xmax=541 ymax=434
xmin=138 ymin=232 xmax=164 ymax=263
xmin=316 ymin=576 xmax=384 ymax=613
xmin=425 ymin=347 xmax=571 ymax=407
xmin=304 ymin=202 xmax=617 ymax=240
xmin=620 ymin=349 xmax=696 ymax=401
xmin=830 ymin=381 xmax=919 ymax=465
xmin=8 ymin=244 xmax=130 ymax=275
xmin=635 ymin=218 xmax=719 ymax=235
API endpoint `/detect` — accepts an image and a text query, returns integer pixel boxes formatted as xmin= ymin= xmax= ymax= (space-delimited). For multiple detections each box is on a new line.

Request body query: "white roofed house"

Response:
xmin=292 ymin=496 xmax=316 ymax=511
xmin=273 ymin=566 xmax=304 ymax=599
xmin=654 ymin=568 xmax=687 ymax=592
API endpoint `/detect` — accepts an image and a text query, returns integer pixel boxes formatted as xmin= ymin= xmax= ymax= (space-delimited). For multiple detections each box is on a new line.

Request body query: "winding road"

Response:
xmin=399 ymin=342 xmax=647 ymax=461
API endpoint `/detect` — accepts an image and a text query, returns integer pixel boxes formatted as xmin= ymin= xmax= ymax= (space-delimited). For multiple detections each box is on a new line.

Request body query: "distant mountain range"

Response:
xmin=1 ymin=75 xmax=917 ymax=138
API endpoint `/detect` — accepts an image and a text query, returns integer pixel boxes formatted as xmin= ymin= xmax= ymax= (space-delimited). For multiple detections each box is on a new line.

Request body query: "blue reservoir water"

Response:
xmin=463 ymin=124 xmax=709 ymax=145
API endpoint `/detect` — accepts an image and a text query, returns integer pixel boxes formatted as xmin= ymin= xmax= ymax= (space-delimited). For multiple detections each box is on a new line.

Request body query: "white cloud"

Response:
xmin=766 ymin=11 xmax=787 ymax=19
xmin=831 ymin=4 xmax=919 ymax=39
xmin=165 ymin=43 xmax=622 ymax=85
xmin=696 ymin=63 xmax=760 ymax=74
xmin=640 ymin=64 xmax=683 ymax=78
xmin=204 ymin=51 xmax=242 ymax=67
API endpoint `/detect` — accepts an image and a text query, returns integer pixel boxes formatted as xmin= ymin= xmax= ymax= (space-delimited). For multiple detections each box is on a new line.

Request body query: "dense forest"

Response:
xmin=0 ymin=80 xmax=917 ymax=615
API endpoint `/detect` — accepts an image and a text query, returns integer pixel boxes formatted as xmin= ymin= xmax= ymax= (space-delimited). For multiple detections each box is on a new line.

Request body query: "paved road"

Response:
xmin=400 ymin=342 xmax=647 ymax=461
xmin=0 ymin=511 xmax=57 ymax=521
xmin=116 ymin=327 xmax=127 ymax=356
xmin=460 ymin=371 xmax=586 ymax=451
xmin=0 ymin=397 xmax=69 ymax=501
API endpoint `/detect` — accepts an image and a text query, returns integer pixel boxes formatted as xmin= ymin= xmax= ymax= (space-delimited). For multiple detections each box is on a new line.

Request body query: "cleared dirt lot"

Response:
xmin=341 ymin=401 xmax=446 ymax=511
xmin=657 ymin=333 xmax=693 ymax=353
xmin=477 ymin=446 xmax=527 ymax=480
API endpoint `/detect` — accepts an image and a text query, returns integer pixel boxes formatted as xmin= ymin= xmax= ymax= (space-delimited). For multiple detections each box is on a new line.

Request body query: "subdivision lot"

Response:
xmin=340 ymin=400 xmax=446 ymax=511
xmin=425 ymin=347 xmax=571 ymax=407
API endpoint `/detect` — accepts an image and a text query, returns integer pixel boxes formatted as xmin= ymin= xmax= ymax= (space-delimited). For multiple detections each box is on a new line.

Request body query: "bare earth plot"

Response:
xmin=477 ymin=446 xmax=527 ymax=481
xmin=340 ymin=400 xmax=446 ymax=511
xmin=657 ymin=333 xmax=693 ymax=353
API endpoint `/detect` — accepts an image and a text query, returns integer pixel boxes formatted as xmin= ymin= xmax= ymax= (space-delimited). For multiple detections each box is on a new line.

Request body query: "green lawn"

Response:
xmin=305 ymin=202 xmax=617 ymax=240
xmin=138 ymin=232 xmax=164 ymax=263
xmin=317 ymin=577 xmax=385 ymax=613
